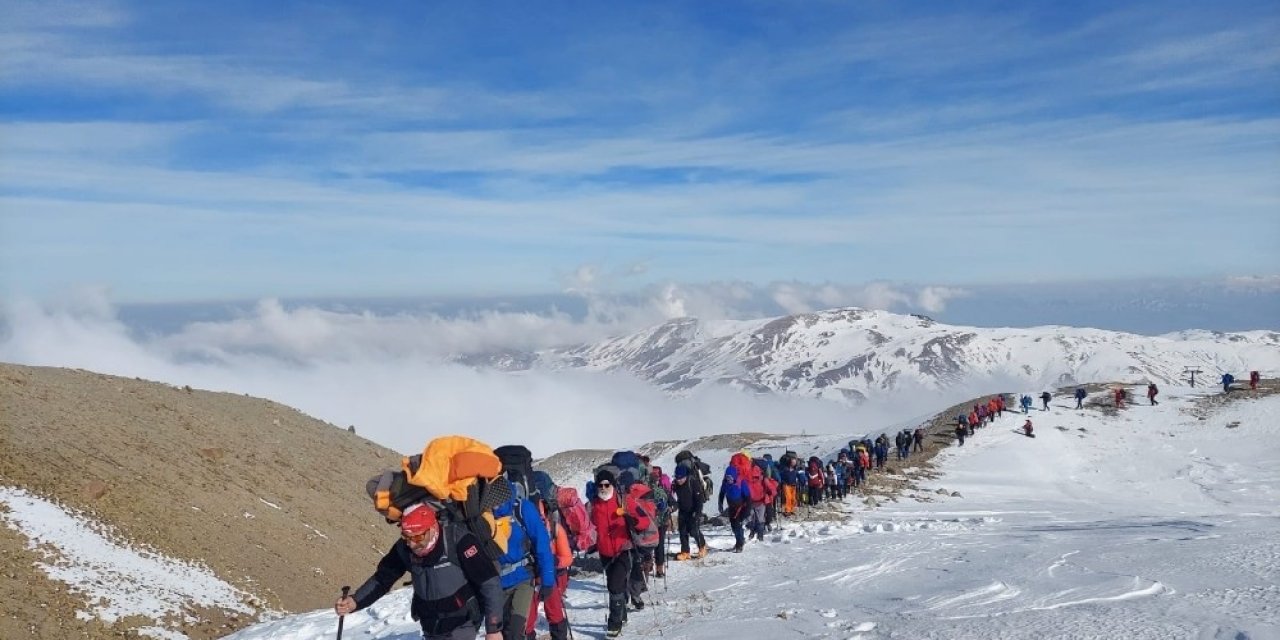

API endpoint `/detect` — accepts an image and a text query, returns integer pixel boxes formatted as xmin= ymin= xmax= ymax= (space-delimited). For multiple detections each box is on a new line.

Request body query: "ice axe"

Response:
xmin=336 ymin=585 xmax=351 ymax=640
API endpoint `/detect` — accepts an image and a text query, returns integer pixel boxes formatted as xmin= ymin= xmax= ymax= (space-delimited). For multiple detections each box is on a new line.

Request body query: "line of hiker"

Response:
xmin=954 ymin=394 xmax=1011 ymax=445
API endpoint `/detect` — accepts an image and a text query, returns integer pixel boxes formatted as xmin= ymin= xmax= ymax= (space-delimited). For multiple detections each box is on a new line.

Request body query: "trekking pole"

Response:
xmin=336 ymin=585 xmax=350 ymax=640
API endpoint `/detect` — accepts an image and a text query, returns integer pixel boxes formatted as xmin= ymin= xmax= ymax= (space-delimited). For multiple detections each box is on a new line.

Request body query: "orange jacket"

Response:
xmin=538 ymin=501 xmax=574 ymax=570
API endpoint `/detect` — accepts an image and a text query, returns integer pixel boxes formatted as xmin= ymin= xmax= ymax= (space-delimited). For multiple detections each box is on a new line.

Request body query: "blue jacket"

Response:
xmin=492 ymin=481 xmax=557 ymax=590
xmin=718 ymin=466 xmax=748 ymax=511
xmin=780 ymin=465 xmax=798 ymax=485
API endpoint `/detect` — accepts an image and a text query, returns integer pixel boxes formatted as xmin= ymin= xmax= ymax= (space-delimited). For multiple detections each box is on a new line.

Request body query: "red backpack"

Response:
xmin=620 ymin=483 xmax=660 ymax=550
xmin=556 ymin=486 xmax=596 ymax=553
xmin=747 ymin=465 xmax=766 ymax=502
xmin=807 ymin=460 xmax=824 ymax=488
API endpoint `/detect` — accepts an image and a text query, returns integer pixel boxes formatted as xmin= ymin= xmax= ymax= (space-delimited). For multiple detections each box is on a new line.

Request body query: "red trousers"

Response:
xmin=524 ymin=569 xmax=569 ymax=635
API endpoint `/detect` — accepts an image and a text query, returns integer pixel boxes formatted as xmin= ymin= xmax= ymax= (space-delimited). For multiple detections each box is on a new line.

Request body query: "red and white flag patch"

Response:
xmin=463 ymin=545 xmax=478 ymax=559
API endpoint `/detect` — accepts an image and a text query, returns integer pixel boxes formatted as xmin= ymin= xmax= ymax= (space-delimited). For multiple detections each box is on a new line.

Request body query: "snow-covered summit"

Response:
xmin=539 ymin=307 xmax=1278 ymax=400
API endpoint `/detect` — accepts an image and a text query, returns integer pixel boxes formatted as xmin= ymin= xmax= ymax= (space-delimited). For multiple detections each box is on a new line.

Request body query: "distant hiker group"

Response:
xmin=954 ymin=395 xmax=1008 ymax=445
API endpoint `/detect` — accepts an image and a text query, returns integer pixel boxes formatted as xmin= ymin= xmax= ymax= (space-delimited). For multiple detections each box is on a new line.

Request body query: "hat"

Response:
xmin=399 ymin=504 xmax=438 ymax=536
xmin=595 ymin=468 xmax=617 ymax=486
xmin=674 ymin=465 xmax=689 ymax=479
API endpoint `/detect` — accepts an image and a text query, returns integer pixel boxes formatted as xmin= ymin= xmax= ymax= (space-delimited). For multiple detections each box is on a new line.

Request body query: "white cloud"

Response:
xmin=0 ymin=292 xmax=877 ymax=457
xmin=917 ymin=286 xmax=969 ymax=314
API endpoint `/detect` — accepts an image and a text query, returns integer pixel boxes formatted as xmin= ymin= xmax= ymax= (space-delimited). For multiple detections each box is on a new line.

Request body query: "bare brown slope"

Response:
xmin=0 ymin=363 xmax=404 ymax=638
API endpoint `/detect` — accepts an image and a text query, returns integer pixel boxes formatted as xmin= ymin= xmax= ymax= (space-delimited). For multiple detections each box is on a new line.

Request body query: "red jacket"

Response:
xmin=589 ymin=489 xmax=651 ymax=559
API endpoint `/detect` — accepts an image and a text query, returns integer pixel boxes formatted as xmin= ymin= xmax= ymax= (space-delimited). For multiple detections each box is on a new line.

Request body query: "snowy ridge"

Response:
xmin=538 ymin=308 xmax=1279 ymax=400
xmin=223 ymin=385 xmax=1280 ymax=639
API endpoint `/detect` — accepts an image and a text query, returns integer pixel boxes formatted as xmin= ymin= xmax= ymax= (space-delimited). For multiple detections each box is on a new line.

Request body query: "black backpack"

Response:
xmin=495 ymin=445 xmax=538 ymax=503
xmin=675 ymin=450 xmax=714 ymax=502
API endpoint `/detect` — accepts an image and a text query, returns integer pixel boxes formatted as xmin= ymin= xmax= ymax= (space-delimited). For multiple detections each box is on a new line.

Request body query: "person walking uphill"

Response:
xmin=1147 ymin=383 xmax=1159 ymax=406
xmin=336 ymin=504 xmax=505 ymax=640
xmin=718 ymin=463 xmax=750 ymax=553
xmin=1040 ymin=391 xmax=1052 ymax=411
xmin=493 ymin=480 xmax=557 ymax=640
xmin=1074 ymin=387 xmax=1087 ymax=409
xmin=589 ymin=468 xmax=652 ymax=638
xmin=672 ymin=465 xmax=707 ymax=560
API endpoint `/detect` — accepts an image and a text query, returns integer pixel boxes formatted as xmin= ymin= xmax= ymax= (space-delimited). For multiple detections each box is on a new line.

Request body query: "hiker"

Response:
xmin=645 ymin=466 xmax=673 ymax=580
xmin=779 ymin=456 xmax=798 ymax=516
xmin=747 ymin=462 xmax=769 ymax=541
xmin=1250 ymin=370 xmax=1260 ymax=390
xmin=1113 ymin=387 xmax=1125 ymax=407
xmin=528 ymin=475 xmax=574 ymax=640
xmin=493 ymin=480 xmax=557 ymax=640
xmin=759 ymin=454 xmax=779 ymax=529
xmin=671 ymin=465 xmax=708 ymax=560
xmin=996 ymin=394 xmax=1006 ymax=417
xmin=853 ymin=447 xmax=868 ymax=486
xmin=718 ymin=463 xmax=749 ymax=552
xmin=1222 ymin=372 xmax=1234 ymax=393
xmin=1147 ymin=383 xmax=1159 ymax=406
xmin=954 ymin=421 xmax=966 ymax=445
xmin=967 ymin=410 xmax=978 ymax=436
xmin=805 ymin=457 xmax=825 ymax=506
xmin=589 ymin=468 xmax=650 ymax=638
xmin=874 ymin=437 xmax=888 ymax=469
xmin=1023 ymin=419 xmax=1034 ymax=437
xmin=1020 ymin=394 xmax=1033 ymax=414
xmin=336 ymin=504 xmax=506 ymax=640
xmin=1074 ymin=387 xmax=1087 ymax=409
xmin=1040 ymin=391 xmax=1052 ymax=411
xmin=912 ymin=427 xmax=925 ymax=453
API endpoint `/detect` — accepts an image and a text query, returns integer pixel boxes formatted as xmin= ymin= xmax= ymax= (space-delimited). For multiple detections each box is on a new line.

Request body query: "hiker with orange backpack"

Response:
xmin=336 ymin=504 xmax=506 ymax=640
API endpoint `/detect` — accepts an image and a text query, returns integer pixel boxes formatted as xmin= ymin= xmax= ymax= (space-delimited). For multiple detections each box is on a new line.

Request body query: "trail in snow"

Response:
xmin=224 ymin=387 xmax=1280 ymax=640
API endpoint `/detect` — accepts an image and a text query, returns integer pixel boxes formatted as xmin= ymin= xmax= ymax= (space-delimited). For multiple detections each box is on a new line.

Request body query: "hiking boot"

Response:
xmin=607 ymin=594 xmax=627 ymax=636
xmin=675 ymin=551 xmax=691 ymax=561
xmin=549 ymin=620 xmax=570 ymax=640
xmin=631 ymin=597 xmax=645 ymax=611
xmin=654 ymin=565 xmax=666 ymax=578
xmin=697 ymin=546 xmax=708 ymax=558
xmin=732 ymin=544 xmax=744 ymax=553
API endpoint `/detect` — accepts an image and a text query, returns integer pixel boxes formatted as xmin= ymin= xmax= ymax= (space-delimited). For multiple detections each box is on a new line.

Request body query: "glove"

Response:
xmin=539 ymin=585 xmax=555 ymax=601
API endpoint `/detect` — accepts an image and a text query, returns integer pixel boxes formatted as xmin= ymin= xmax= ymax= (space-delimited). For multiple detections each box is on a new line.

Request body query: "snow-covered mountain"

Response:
xmin=535 ymin=308 xmax=1279 ymax=401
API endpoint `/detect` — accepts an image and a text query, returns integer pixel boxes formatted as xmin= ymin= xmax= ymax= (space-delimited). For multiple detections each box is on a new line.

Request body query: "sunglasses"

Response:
xmin=597 ymin=482 xmax=612 ymax=488
xmin=402 ymin=530 xmax=435 ymax=545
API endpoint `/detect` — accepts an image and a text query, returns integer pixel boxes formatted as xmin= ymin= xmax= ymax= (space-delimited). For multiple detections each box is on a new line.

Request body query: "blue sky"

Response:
xmin=1 ymin=0 xmax=1278 ymax=303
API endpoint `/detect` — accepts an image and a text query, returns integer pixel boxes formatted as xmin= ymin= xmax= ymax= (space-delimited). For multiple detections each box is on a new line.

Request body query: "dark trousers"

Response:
xmin=728 ymin=503 xmax=747 ymax=548
xmin=807 ymin=485 xmax=822 ymax=505
xmin=654 ymin=523 xmax=667 ymax=567
xmin=627 ymin=548 xmax=649 ymax=603
xmin=677 ymin=508 xmax=705 ymax=553
xmin=603 ymin=552 xmax=631 ymax=595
